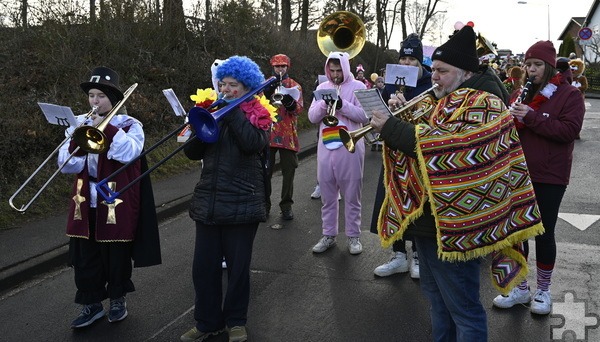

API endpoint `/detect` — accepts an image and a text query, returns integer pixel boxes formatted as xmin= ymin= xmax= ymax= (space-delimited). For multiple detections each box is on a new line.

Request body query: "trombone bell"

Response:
xmin=72 ymin=127 xmax=108 ymax=154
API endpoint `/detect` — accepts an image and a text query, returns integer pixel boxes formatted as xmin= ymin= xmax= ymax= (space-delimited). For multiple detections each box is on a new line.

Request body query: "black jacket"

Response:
xmin=184 ymin=106 xmax=269 ymax=225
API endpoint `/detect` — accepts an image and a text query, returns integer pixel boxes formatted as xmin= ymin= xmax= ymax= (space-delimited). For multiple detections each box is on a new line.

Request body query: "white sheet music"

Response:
xmin=384 ymin=64 xmax=419 ymax=88
xmin=353 ymin=89 xmax=392 ymax=119
xmin=162 ymin=88 xmax=187 ymax=117
xmin=37 ymin=103 xmax=78 ymax=127
xmin=313 ymin=88 xmax=338 ymax=102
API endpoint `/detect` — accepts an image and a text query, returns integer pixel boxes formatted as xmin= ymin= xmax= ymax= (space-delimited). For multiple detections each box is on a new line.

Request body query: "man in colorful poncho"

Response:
xmin=370 ymin=25 xmax=544 ymax=341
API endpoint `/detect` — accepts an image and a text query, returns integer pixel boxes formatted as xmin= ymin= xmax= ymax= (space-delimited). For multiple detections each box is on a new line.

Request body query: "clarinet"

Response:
xmin=516 ymin=76 xmax=535 ymax=104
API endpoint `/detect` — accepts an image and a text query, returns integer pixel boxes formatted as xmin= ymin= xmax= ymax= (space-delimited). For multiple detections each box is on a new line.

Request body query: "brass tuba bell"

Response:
xmin=476 ymin=32 xmax=497 ymax=57
xmin=317 ymin=11 xmax=366 ymax=60
xmin=317 ymin=11 xmax=366 ymax=127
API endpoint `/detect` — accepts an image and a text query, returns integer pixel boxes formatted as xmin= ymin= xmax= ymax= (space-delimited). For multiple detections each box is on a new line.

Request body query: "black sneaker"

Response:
xmin=108 ymin=297 xmax=128 ymax=323
xmin=282 ymin=209 xmax=294 ymax=220
xmin=71 ymin=303 xmax=105 ymax=329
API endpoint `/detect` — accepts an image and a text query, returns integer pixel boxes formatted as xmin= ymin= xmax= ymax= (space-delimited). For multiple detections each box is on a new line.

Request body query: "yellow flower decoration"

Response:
xmin=190 ymin=88 xmax=218 ymax=107
xmin=256 ymin=94 xmax=278 ymax=123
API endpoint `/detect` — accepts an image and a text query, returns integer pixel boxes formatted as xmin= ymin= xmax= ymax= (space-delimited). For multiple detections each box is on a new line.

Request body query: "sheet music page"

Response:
xmin=384 ymin=64 xmax=419 ymax=88
xmin=162 ymin=88 xmax=187 ymax=117
xmin=354 ymin=89 xmax=392 ymax=119
xmin=37 ymin=103 xmax=78 ymax=127
xmin=313 ymin=88 xmax=338 ymax=102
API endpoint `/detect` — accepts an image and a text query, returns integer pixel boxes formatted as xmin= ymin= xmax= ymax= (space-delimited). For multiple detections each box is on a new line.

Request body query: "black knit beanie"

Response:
xmin=399 ymin=33 xmax=424 ymax=64
xmin=432 ymin=25 xmax=479 ymax=72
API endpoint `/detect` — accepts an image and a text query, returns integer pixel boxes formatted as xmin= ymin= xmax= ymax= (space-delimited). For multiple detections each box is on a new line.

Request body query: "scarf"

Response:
xmin=379 ymin=88 xmax=544 ymax=294
xmin=513 ymin=73 xmax=561 ymax=129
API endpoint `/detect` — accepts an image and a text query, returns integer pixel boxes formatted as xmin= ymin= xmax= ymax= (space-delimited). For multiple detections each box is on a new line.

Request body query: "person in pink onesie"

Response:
xmin=308 ymin=51 xmax=369 ymax=255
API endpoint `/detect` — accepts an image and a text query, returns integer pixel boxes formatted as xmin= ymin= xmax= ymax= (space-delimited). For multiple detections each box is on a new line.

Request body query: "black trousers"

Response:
xmin=266 ymin=147 xmax=298 ymax=213
xmin=193 ymin=221 xmax=258 ymax=332
xmin=524 ymin=182 xmax=567 ymax=265
xmin=69 ymin=209 xmax=134 ymax=305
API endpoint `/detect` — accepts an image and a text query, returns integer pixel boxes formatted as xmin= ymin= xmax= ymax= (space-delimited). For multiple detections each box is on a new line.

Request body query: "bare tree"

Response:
xmin=21 ymin=0 xmax=28 ymax=27
xmin=163 ymin=0 xmax=186 ymax=46
xmin=89 ymin=0 xmax=96 ymax=23
xmin=281 ymin=0 xmax=291 ymax=32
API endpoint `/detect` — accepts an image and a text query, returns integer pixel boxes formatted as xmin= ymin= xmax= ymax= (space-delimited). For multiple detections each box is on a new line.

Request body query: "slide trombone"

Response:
xmin=72 ymin=83 xmax=138 ymax=154
xmin=339 ymin=84 xmax=438 ymax=153
xmin=8 ymin=106 xmax=98 ymax=212
xmin=95 ymin=77 xmax=277 ymax=204
xmin=8 ymin=84 xmax=138 ymax=212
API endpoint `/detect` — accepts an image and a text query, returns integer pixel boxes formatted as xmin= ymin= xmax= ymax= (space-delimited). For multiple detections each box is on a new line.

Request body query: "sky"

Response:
xmin=432 ymin=0 xmax=596 ymax=54
xmin=179 ymin=0 xmax=596 ymax=55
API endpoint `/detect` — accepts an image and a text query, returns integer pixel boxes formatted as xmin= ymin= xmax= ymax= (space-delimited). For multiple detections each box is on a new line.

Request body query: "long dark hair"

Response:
xmin=522 ymin=62 xmax=557 ymax=103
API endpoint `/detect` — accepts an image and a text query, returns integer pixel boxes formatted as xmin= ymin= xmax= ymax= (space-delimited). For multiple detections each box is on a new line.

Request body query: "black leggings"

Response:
xmin=524 ymin=182 xmax=566 ymax=265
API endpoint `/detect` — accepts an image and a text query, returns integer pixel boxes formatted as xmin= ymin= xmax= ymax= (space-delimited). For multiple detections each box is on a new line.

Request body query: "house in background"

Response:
xmin=573 ymin=0 xmax=600 ymax=63
xmin=558 ymin=17 xmax=585 ymax=57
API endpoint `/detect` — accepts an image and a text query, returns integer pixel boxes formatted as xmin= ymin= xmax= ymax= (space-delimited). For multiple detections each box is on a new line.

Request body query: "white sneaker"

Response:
xmin=530 ymin=289 xmax=552 ymax=315
xmin=492 ymin=287 xmax=531 ymax=308
xmin=410 ymin=252 xmax=420 ymax=279
xmin=312 ymin=235 xmax=336 ymax=253
xmin=348 ymin=237 xmax=362 ymax=255
xmin=338 ymin=192 xmax=342 ymax=201
xmin=222 ymin=258 xmax=227 ymax=269
xmin=311 ymin=184 xmax=321 ymax=199
xmin=374 ymin=252 xmax=408 ymax=276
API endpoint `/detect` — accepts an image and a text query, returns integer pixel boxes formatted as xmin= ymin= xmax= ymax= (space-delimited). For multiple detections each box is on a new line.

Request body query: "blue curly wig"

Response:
xmin=216 ymin=56 xmax=265 ymax=90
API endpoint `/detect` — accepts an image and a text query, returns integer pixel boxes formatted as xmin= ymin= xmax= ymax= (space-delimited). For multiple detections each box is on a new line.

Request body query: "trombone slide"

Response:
xmin=8 ymin=106 xmax=98 ymax=212
xmin=97 ymin=77 xmax=277 ymax=204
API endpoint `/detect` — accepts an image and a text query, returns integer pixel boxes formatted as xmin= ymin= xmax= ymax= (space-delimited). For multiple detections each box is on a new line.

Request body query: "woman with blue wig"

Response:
xmin=181 ymin=56 xmax=275 ymax=342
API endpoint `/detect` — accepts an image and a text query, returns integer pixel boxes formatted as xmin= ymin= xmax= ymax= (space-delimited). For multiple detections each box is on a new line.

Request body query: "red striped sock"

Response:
xmin=536 ymin=262 xmax=554 ymax=292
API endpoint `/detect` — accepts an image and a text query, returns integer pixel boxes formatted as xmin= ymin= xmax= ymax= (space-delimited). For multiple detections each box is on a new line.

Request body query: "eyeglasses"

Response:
xmin=274 ymin=65 xmax=287 ymax=68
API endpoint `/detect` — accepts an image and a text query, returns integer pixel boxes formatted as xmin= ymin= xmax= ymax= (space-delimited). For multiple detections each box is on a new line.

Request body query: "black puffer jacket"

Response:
xmin=184 ymin=106 xmax=269 ymax=225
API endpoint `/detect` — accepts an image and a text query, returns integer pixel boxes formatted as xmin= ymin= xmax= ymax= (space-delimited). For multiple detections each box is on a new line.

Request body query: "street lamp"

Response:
xmin=517 ymin=1 xmax=550 ymax=40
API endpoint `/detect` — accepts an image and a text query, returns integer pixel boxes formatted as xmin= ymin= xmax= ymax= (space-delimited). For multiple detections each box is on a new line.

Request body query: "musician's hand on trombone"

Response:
xmin=370 ymin=109 xmax=391 ymax=133
xmin=91 ymin=112 xmax=104 ymax=127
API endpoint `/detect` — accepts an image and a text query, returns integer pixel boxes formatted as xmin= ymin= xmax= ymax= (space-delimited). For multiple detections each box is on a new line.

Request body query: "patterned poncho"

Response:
xmin=378 ymin=88 xmax=545 ymax=294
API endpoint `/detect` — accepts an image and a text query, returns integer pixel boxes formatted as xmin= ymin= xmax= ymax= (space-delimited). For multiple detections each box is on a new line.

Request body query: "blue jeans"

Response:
xmin=415 ymin=236 xmax=488 ymax=342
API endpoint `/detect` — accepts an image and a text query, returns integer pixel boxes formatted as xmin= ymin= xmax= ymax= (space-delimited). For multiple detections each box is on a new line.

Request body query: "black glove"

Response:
xmin=263 ymin=82 xmax=278 ymax=99
xmin=335 ymin=98 xmax=343 ymax=110
xmin=281 ymin=94 xmax=296 ymax=110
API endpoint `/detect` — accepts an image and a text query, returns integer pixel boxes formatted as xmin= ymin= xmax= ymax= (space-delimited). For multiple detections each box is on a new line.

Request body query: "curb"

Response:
xmin=0 ymin=142 xmax=317 ymax=295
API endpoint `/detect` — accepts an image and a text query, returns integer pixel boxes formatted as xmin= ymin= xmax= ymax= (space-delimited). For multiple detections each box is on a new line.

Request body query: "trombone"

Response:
xmin=95 ymin=77 xmax=277 ymax=204
xmin=8 ymin=106 xmax=98 ymax=213
xmin=8 ymin=83 xmax=138 ymax=212
xmin=72 ymin=83 xmax=138 ymax=154
xmin=339 ymin=84 xmax=438 ymax=153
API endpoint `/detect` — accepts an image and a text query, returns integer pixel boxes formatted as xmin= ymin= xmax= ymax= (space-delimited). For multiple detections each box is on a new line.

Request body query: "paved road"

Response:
xmin=0 ymin=99 xmax=599 ymax=341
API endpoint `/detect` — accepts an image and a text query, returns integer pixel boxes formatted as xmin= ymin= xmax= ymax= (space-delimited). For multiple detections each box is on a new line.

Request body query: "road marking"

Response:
xmin=558 ymin=213 xmax=600 ymax=231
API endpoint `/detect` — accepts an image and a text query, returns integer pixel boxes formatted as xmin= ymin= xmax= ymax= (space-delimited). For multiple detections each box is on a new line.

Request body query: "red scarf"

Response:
xmin=512 ymin=73 xmax=561 ymax=129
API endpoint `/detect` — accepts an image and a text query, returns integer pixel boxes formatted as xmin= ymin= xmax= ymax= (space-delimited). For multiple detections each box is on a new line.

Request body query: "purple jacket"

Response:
xmin=516 ymin=75 xmax=585 ymax=185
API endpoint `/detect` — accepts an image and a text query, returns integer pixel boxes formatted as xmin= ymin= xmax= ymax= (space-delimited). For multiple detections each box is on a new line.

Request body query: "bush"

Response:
xmin=0 ymin=4 xmax=396 ymax=229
